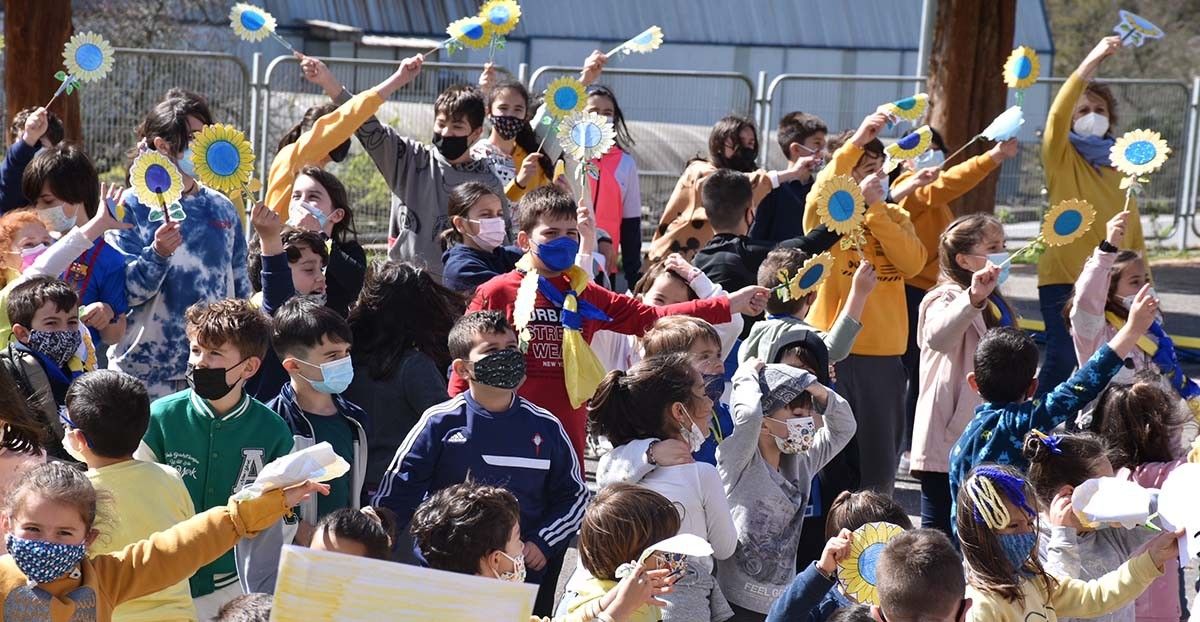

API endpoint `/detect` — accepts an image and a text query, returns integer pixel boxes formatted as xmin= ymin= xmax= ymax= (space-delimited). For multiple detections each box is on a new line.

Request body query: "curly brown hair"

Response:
xmin=409 ymin=480 xmax=520 ymax=575
xmin=184 ymin=298 xmax=272 ymax=360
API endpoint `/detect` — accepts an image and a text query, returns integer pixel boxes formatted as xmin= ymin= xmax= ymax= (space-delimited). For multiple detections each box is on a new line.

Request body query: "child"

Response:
xmin=309 ymin=507 xmax=395 ymax=561
xmin=588 ymin=353 xmax=738 ymax=620
xmin=911 ymin=213 xmax=1018 ymax=536
xmin=0 ymin=365 xmax=46 ymax=556
xmin=215 ymin=593 xmax=273 ymax=622
xmin=947 ymin=284 xmax=1157 ymax=521
xmin=441 ymin=181 xmax=522 ymax=293
xmin=0 ymin=461 xmax=323 ymax=621
xmin=62 ymin=370 xmax=198 ymax=622
xmin=873 ymin=529 xmax=967 ymax=622
xmin=453 ymin=185 xmax=769 ymax=462
xmin=107 ymin=96 xmax=252 ymax=399
xmin=720 ymin=360 xmax=856 ymax=620
xmin=740 ymin=247 xmax=874 ymax=366
xmin=374 ymin=310 xmax=588 ymax=616
xmin=471 ymin=79 xmax=553 ymax=200
xmin=957 ymin=464 xmax=1176 ymax=622
xmin=269 ymin=297 xmax=368 ymax=529
xmin=801 ymin=111 xmax=927 ymax=495
xmin=135 ymin=299 xmax=294 ymax=616
xmin=285 ymin=167 xmax=365 ymax=317
xmin=583 ymin=85 xmax=642 ymax=288
xmin=1 ymin=277 xmax=92 ymax=459
xmin=750 ymin=111 xmax=827 ymax=244
xmin=1 ymin=106 xmax=64 ymax=213
xmin=412 ymin=480 xmax=673 ymax=622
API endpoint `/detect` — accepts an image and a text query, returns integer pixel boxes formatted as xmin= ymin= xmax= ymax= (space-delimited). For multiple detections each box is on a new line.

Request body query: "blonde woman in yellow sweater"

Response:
xmin=1038 ymin=35 xmax=1142 ymax=395
xmin=802 ymin=111 xmax=927 ymax=496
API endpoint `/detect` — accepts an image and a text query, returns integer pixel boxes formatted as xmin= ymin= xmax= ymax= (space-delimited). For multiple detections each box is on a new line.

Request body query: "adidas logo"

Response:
xmin=447 ymin=431 xmax=469 ymax=444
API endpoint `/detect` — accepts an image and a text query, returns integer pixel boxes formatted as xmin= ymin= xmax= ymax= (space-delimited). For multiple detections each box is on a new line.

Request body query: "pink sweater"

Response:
xmin=910 ymin=282 xmax=991 ymax=473
xmin=1121 ymin=460 xmax=1184 ymax=622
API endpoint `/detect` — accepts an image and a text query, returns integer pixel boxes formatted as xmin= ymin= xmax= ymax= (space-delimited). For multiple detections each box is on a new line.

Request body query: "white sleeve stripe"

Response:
xmin=370 ymin=395 xmax=466 ymax=505
xmin=521 ymin=398 xmax=589 ymax=543
xmin=539 ymin=493 xmax=588 ymax=546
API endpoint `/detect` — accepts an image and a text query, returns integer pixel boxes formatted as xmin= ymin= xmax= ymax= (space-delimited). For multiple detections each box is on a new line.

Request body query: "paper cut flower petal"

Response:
xmin=886 ymin=93 xmax=928 ymax=122
xmin=129 ymin=151 xmax=184 ymax=207
xmin=886 ymin=126 xmax=933 ymax=161
xmin=1114 ymin=10 xmax=1165 ymax=47
xmin=191 ymin=124 xmax=256 ymax=194
xmin=839 ymin=522 xmax=905 ymax=605
xmin=813 ymin=175 xmax=865 ymax=236
xmin=479 ymin=0 xmax=521 ymax=36
xmin=230 ymin=3 xmax=277 ymax=42
xmin=1111 ymin=129 xmax=1170 ymax=178
xmin=776 ymin=252 xmax=833 ymax=302
xmin=1 ymin=35 xmax=6 ymax=54
xmin=544 ymin=77 xmax=587 ymax=118
xmin=622 ymin=26 xmax=664 ymax=55
xmin=63 ymin=32 xmax=114 ymax=83
xmin=981 ymin=105 xmax=1026 ymax=141
xmin=1042 ymin=199 xmax=1095 ymax=247
xmin=557 ymin=111 xmax=616 ymax=162
xmin=1003 ymin=46 xmax=1040 ymax=90
xmin=447 ymin=16 xmax=491 ymax=49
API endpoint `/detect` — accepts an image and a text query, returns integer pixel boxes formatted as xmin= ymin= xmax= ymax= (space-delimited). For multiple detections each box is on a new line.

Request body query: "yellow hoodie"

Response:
xmin=802 ymin=143 xmax=927 ymax=356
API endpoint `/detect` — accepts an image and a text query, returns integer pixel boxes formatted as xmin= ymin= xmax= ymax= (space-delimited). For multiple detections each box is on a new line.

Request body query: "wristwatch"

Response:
xmin=1099 ymin=240 xmax=1119 ymax=253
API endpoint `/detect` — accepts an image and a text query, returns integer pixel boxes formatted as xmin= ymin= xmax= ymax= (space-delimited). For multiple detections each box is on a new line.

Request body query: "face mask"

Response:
xmin=677 ymin=406 xmax=706 ymax=453
xmin=186 ymin=359 xmax=247 ymax=402
xmin=287 ymin=200 xmax=329 ymax=230
xmin=496 ymin=550 xmax=526 ymax=583
xmin=795 ymin=143 xmax=827 ymax=172
xmin=702 ymin=372 xmax=725 ymax=403
xmin=6 ymin=534 xmax=87 ymax=584
xmin=489 ymin=115 xmax=525 ymax=141
xmin=41 ymin=204 xmax=77 ymax=233
xmin=27 ymin=329 xmax=81 ymax=367
xmin=533 ymin=236 xmax=579 ymax=272
xmin=19 ymin=244 xmax=48 ymax=271
xmin=766 ymin=416 xmax=816 ymax=454
xmin=914 ymin=149 xmax=946 ymax=169
xmin=986 ymin=252 xmax=1011 ymax=285
xmin=467 ymin=217 xmax=507 ymax=251
xmin=470 ymin=348 xmax=526 ymax=390
xmin=728 ymin=146 xmax=758 ymax=172
xmin=296 ymin=355 xmax=354 ymax=394
xmin=876 ymin=175 xmax=890 ymax=203
xmin=432 ymin=132 xmax=471 ymax=161
xmin=997 ymin=532 xmax=1036 ymax=575
xmin=1072 ymin=112 xmax=1109 ymax=138
xmin=177 ymin=147 xmax=197 ymax=179
xmin=1121 ymin=287 xmax=1159 ymax=312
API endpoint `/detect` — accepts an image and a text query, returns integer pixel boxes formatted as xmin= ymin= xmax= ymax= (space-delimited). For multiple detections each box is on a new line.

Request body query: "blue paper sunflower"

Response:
xmin=1004 ymin=46 xmax=1040 ymax=90
xmin=230 ymin=3 xmax=277 ymax=43
xmin=129 ymin=151 xmax=184 ymax=209
xmin=1042 ymin=199 xmax=1095 ymax=247
xmin=1114 ymin=10 xmax=1164 ymax=47
xmin=544 ymin=77 xmax=587 ymax=118
xmin=839 ymin=522 xmax=905 ymax=606
xmin=479 ymin=0 xmax=521 ymax=36
xmin=191 ymin=124 xmax=256 ymax=194
xmin=813 ymin=175 xmax=866 ymax=236
xmin=63 ymin=32 xmax=115 ymax=83
xmin=557 ymin=111 xmax=616 ymax=163
xmin=621 ymin=26 xmax=664 ymax=55
xmin=776 ymin=252 xmax=833 ymax=301
xmin=1111 ymin=129 xmax=1170 ymax=178
xmin=886 ymin=126 xmax=933 ymax=161
xmin=447 ymin=16 xmax=491 ymax=49
xmin=886 ymin=93 xmax=928 ymax=123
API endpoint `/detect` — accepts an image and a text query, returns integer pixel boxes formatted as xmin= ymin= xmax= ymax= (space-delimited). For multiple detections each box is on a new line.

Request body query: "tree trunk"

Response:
xmin=927 ymin=0 xmax=1017 ymax=215
xmin=5 ymin=1 xmax=81 ymax=141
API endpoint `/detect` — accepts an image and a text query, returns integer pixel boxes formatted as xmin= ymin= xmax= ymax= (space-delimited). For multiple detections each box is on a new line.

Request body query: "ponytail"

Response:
xmin=1022 ymin=430 xmax=1109 ymax=508
xmin=587 ymin=354 xmax=697 ymax=447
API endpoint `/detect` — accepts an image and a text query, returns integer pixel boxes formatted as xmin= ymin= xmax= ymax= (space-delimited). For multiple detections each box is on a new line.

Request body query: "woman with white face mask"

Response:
xmin=1038 ymin=35 xmax=1147 ymax=397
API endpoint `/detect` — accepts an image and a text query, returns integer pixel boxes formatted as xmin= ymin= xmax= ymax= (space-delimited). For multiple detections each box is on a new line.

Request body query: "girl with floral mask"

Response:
xmin=587 ymin=353 xmax=737 ymax=621
xmin=440 ymin=181 xmax=522 ymax=293
xmin=956 ymin=464 xmax=1178 ymax=622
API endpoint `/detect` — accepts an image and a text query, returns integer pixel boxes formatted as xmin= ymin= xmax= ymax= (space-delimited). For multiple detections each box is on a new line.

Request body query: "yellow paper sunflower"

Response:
xmin=447 ymin=16 xmax=491 ymax=49
xmin=544 ymin=76 xmax=587 ymax=118
xmin=190 ymin=124 xmax=255 ymax=194
xmin=1042 ymin=199 xmax=1096 ymax=247
xmin=839 ymin=522 xmax=905 ymax=606
xmin=622 ymin=26 xmax=664 ymax=55
xmin=63 ymin=32 xmax=115 ymax=83
xmin=886 ymin=93 xmax=927 ymax=123
xmin=479 ymin=0 xmax=521 ymax=36
xmin=1004 ymin=46 xmax=1040 ymax=90
xmin=230 ymin=3 xmax=277 ymax=43
xmin=1111 ymin=129 xmax=1171 ymax=178
xmin=776 ymin=252 xmax=833 ymax=302
xmin=886 ymin=126 xmax=933 ymax=161
xmin=813 ymin=175 xmax=865 ymax=236
xmin=129 ymin=151 xmax=184 ymax=207
xmin=558 ymin=111 xmax=616 ymax=163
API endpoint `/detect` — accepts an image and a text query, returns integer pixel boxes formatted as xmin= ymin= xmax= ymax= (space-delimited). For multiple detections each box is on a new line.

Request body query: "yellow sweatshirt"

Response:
xmin=966 ymin=552 xmax=1162 ymax=622
xmin=897 ymin=153 xmax=1000 ymax=290
xmin=1040 ymin=72 xmax=1146 ymax=286
xmin=803 ymin=143 xmax=927 ymax=356
xmin=0 ymin=488 xmax=290 ymax=622
xmin=267 ymin=90 xmax=386 ymax=223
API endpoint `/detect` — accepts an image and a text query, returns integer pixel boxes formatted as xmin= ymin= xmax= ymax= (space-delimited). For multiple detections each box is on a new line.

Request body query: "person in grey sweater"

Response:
xmin=331 ymin=62 xmax=507 ymax=281
xmin=717 ymin=360 xmax=856 ymax=620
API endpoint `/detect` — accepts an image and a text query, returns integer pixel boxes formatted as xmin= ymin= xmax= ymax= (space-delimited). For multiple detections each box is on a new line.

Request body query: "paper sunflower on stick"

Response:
xmin=47 ymin=32 xmax=115 ymax=108
xmin=1110 ymin=129 xmax=1170 ymax=212
xmin=479 ymin=0 xmax=521 ymax=60
xmin=774 ymin=253 xmax=833 ymax=302
xmin=190 ymin=124 xmax=259 ymax=212
xmin=839 ymin=522 xmax=905 ymax=606
xmin=813 ymin=175 xmax=867 ymax=253
xmin=230 ymin=3 xmax=298 ymax=53
xmin=534 ymin=76 xmax=588 ymax=153
xmin=130 ymin=152 xmax=187 ymax=223
xmin=1003 ymin=199 xmax=1097 ymax=267
xmin=605 ymin=26 xmax=664 ymax=58
xmin=883 ymin=126 xmax=933 ymax=173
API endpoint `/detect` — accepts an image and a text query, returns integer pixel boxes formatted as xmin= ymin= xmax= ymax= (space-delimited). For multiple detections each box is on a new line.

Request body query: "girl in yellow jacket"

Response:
xmin=0 ymin=461 xmax=325 ymax=622
xmin=957 ymin=464 xmax=1178 ymax=622
xmin=1038 ymin=35 xmax=1143 ymax=395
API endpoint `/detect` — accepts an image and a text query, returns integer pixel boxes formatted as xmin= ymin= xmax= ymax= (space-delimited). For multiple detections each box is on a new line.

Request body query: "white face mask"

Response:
xmin=495 ymin=550 xmax=526 ymax=583
xmin=677 ymin=406 xmax=706 ymax=453
xmin=876 ymin=175 xmax=890 ymax=203
xmin=1121 ymin=287 xmax=1159 ymax=313
xmin=1073 ymin=112 xmax=1109 ymax=138
xmin=795 ymin=143 xmax=826 ymax=172
xmin=287 ymin=200 xmax=329 ymax=230
xmin=467 ymin=217 xmax=507 ymax=251
xmin=42 ymin=204 xmax=77 ymax=233
xmin=765 ymin=416 xmax=816 ymax=454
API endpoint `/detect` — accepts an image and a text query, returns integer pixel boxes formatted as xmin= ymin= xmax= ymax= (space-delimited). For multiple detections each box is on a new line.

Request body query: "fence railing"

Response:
xmin=56 ymin=48 xmax=1200 ymax=249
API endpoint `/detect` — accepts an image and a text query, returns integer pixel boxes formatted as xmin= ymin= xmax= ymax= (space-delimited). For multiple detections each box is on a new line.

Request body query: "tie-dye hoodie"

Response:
xmin=106 ymin=187 xmax=251 ymax=398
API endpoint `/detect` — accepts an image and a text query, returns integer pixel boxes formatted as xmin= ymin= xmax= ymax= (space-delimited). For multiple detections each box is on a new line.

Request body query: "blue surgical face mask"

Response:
xmin=997 ymin=532 xmax=1036 ymax=575
xmin=6 ymin=534 xmax=87 ymax=584
xmin=915 ymin=149 xmax=946 ymax=169
xmin=177 ymin=147 xmax=198 ymax=179
xmin=986 ymin=252 xmax=1011 ymax=285
xmin=297 ymin=355 xmax=354 ymax=394
xmin=533 ymin=236 xmax=579 ymax=272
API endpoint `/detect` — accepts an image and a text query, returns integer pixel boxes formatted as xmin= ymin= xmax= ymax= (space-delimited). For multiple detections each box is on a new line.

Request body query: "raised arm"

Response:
xmin=718 ymin=360 xmax=767 ymax=485
xmin=1070 ymin=212 xmax=1126 ymax=360
xmin=1044 ymin=37 xmax=1122 ymax=165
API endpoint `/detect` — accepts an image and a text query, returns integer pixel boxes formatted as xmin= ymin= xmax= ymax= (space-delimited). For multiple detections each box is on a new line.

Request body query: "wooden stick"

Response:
xmin=1121 ymin=184 xmax=1133 ymax=213
xmin=158 ymin=193 xmax=171 ymax=224
xmin=45 ymin=75 xmax=76 ymax=109
xmin=998 ymin=238 xmax=1040 ymax=269
xmin=941 ymin=135 xmax=982 ymax=170
xmin=270 ymin=32 xmax=299 ymax=55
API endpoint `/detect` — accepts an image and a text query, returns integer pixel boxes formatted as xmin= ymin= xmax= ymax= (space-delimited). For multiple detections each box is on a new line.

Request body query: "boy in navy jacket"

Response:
xmin=373 ymin=310 xmax=587 ymax=617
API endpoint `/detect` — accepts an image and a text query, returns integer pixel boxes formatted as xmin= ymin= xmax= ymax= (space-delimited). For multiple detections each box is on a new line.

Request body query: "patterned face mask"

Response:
xmin=6 ymin=534 xmax=87 ymax=584
xmin=470 ymin=348 xmax=526 ymax=390
xmin=27 ymin=329 xmax=82 ymax=367
xmin=496 ymin=550 xmax=526 ymax=583
xmin=489 ymin=115 xmax=526 ymax=141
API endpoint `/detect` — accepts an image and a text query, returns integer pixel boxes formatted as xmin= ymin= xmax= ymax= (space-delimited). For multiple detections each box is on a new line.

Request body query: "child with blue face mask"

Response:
xmin=957 ymin=464 xmax=1179 ymax=622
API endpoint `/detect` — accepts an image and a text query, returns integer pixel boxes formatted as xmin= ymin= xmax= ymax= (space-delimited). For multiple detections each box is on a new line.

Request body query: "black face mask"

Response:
xmin=432 ymin=132 xmax=471 ymax=161
xmin=470 ymin=348 xmax=526 ymax=390
xmin=187 ymin=359 xmax=247 ymax=402
xmin=728 ymin=145 xmax=758 ymax=172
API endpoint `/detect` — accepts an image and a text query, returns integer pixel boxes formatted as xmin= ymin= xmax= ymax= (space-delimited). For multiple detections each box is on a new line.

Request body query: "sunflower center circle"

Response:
xmin=1053 ymin=209 xmax=1083 ymax=237
xmin=553 ymin=87 xmax=579 ymax=111
xmin=798 ymin=265 xmax=824 ymax=290
xmin=488 ymin=7 xmax=510 ymax=25
xmin=829 ymin=190 xmax=856 ymax=222
xmin=895 ymin=97 xmax=916 ymax=111
xmin=859 ymin=542 xmax=884 ymax=585
xmin=572 ymin=122 xmax=602 ymax=149
xmin=206 ymin=140 xmax=242 ymax=177
xmin=464 ymin=22 xmax=485 ymax=40
xmin=1016 ymin=56 xmax=1032 ymax=80
xmin=898 ymin=132 xmax=921 ymax=150
xmin=1124 ymin=141 xmax=1157 ymax=166
xmin=240 ymin=10 xmax=267 ymax=31
xmin=75 ymin=43 xmax=104 ymax=72
xmin=634 ymin=30 xmax=654 ymax=45
xmin=145 ymin=164 xmax=173 ymax=194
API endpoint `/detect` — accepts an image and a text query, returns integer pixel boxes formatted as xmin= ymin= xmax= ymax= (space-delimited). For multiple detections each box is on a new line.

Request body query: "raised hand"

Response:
xmin=298 ymin=54 xmax=342 ymax=98
xmin=152 ymin=222 xmax=183 ymax=258
xmin=853 ymin=111 xmax=890 ymax=147
xmin=580 ymin=50 xmax=609 ymax=86
xmin=1105 ymin=210 xmax=1128 ymax=248
xmin=968 ymin=262 xmax=1001 ymax=307
xmin=22 ymin=108 xmax=49 ymax=147
xmin=988 ymin=138 xmax=1019 ymax=163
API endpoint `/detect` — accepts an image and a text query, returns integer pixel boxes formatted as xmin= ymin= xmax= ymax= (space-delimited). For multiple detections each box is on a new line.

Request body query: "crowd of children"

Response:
xmin=0 ymin=31 xmax=1193 ymax=622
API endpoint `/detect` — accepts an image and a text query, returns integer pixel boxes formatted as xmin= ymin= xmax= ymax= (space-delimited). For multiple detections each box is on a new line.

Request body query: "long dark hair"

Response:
xmin=490 ymin=81 xmax=553 ymax=177
xmin=587 ymin=353 xmax=700 ymax=447
xmin=297 ymin=165 xmax=357 ymax=244
xmin=706 ymin=115 xmax=757 ymax=170
xmin=1090 ymin=377 xmax=1184 ymax=470
xmin=0 ymin=365 xmax=44 ymax=454
xmin=129 ymin=97 xmax=193 ymax=164
xmin=278 ymin=103 xmax=351 ymax=163
xmin=347 ymin=261 xmax=465 ymax=379
xmin=587 ymin=85 xmax=635 ymax=151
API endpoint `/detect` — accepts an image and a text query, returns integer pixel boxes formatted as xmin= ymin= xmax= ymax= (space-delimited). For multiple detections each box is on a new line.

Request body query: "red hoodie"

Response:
xmin=450 ymin=270 xmax=733 ymax=467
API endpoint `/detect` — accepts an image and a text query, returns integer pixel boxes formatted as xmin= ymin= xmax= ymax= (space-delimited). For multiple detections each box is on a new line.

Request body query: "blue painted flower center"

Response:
xmin=1123 ymin=140 xmax=1157 ymax=166
xmin=860 ymin=542 xmax=884 ymax=585
xmin=145 ymin=164 xmax=173 ymax=193
xmin=463 ymin=21 xmax=485 ymax=40
xmin=894 ymin=97 xmax=917 ymax=111
xmin=634 ymin=30 xmax=654 ymax=45
xmin=829 ymin=190 xmax=856 ymax=221
xmin=553 ymin=87 xmax=579 ymax=111
xmin=488 ymin=6 xmax=511 ymax=25
xmin=1053 ymin=209 xmax=1083 ymax=237
xmin=898 ymin=132 xmax=922 ymax=150
xmin=1015 ymin=56 xmax=1032 ymax=79
xmin=75 ymin=43 xmax=103 ymax=72
xmin=206 ymin=140 xmax=241 ymax=177
xmin=240 ymin=10 xmax=266 ymax=31
xmin=798 ymin=265 xmax=824 ymax=289
xmin=571 ymin=122 xmax=602 ymax=149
